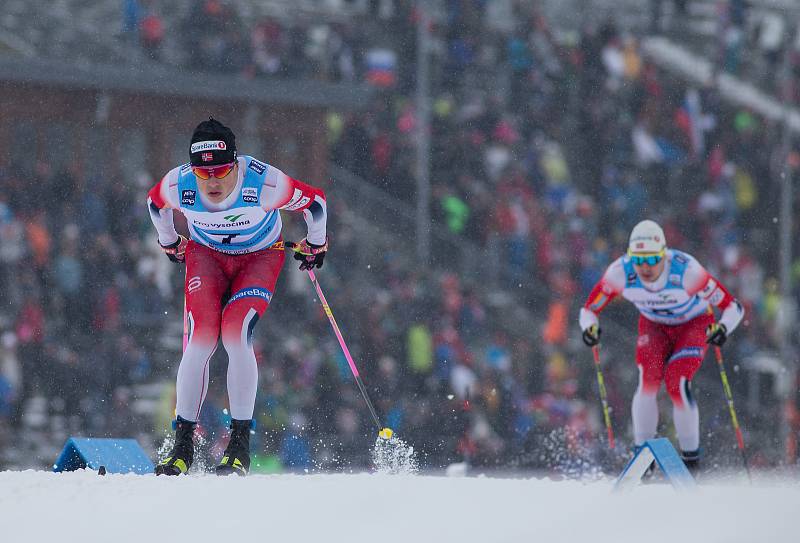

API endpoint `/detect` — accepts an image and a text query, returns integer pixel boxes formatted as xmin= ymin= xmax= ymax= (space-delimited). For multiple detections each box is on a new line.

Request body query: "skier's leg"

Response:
xmin=219 ymin=248 xmax=284 ymax=420
xmin=175 ymin=242 xmax=226 ymax=422
xmin=216 ymin=247 xmax=284 ymax=475
xmin=668 ymin=365 xmax=700 ymax=452
xmin=157 ymin=243 xmax=227 ymax=475
xmin=633 ymin=316 xmax=670 ymax=446
xmin=665 ymin=313 xmax=713 ymax=455
xmin=219 ymin=294 xmax=265 ymax=421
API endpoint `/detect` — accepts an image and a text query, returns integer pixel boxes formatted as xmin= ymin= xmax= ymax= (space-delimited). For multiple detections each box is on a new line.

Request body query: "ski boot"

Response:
xmin=216 ymin=419 xmax=253 ymax=476
xmin=155 ymin=416 xmax=196 ymax=476
xmin=681 ymin=449 xmax=700 ymax=475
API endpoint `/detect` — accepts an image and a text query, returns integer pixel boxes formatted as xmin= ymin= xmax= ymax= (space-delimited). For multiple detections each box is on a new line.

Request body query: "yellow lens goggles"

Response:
xmin=628 ymin=249 xmax=665 ymax=266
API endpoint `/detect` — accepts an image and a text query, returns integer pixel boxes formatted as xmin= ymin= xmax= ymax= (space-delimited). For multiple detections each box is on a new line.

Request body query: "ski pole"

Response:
xmin=713 ymin=345 xmax=752 ymax=482
xmin=304 ymin=267 xmax=393 ymax=441
xmin=592 ymin=345 xmax=616 ymax=450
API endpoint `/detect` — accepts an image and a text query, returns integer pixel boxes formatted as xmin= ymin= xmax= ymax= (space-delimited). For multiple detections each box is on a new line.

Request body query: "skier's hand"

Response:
xmin=581 ymin=324 xmax=601 ymax=347
xmin=706 ymin=323 xmax=727 ymax=346
xmin=161 ymin=235 xmax=188 ymax=264
xmin=292 ymin=237 xmax=327 ymax=270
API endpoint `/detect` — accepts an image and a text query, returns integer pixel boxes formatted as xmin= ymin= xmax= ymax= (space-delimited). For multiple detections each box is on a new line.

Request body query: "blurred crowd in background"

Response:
xmin=116 ymin=0 xmax=800 ymax=98
xmin=1 ymin=0 xmax=799 ymax=473
xmin=121 ymin=0 xmax=396 ymax=84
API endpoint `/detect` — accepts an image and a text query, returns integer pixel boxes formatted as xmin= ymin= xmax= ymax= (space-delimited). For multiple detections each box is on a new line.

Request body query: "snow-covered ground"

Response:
xmin=0 ymin=470 xmax=797 ymax=543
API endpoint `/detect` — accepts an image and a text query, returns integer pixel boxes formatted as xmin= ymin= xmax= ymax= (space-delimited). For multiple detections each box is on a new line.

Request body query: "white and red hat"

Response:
xmin=628 ymin=220 xmax=666 ymax=254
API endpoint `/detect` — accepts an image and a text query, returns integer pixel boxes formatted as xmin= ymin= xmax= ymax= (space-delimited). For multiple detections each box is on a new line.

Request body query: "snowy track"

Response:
xmin=0 ymin=470 xmax=797 ymax=542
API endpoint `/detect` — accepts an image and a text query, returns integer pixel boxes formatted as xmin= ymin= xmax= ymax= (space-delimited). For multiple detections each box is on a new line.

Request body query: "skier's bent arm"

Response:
xmin=716 ymin=299 xmax=745 ymax=335
xmin=298 ymin=195 xmax=327 ymax=246
xmin=579 ymin=259 xmax=625 ymax=331
xmin=684 ymin=260 xmax=745 ymax=335
xmin=146 ymin=170 xmax=181 ymax=247
xmin=261 ymin=167 xmax=327 ymax=245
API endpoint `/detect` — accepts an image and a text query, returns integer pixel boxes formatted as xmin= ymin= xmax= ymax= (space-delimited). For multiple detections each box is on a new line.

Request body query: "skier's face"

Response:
xmin=196 ymin=163 xmax=239 ymax=203
xmin=633 ymin=257 xmax=665 ymax=282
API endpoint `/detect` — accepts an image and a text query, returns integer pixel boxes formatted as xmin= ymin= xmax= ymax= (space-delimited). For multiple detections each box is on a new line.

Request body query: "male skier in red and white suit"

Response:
xmin=578 ymin=220 xmax=744 ymax=469
xmin=147 ymin=118 xmax=328 ymax=476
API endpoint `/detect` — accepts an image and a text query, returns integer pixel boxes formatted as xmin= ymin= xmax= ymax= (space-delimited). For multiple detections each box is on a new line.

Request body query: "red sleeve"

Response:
xmin=277 ymin=177 xmax=326 ymax=212
xmin=582 ymin=260 xmax=625 ymax=314
xmin=583 ymin=279 xmax=619 ymax=315
xmin=691 ymin=272 xmax=735 ymax=310
xmin=147 ymin=178 xmax=169 ymax=209
xmin=682 ymin=257 xmax=735 ymax=310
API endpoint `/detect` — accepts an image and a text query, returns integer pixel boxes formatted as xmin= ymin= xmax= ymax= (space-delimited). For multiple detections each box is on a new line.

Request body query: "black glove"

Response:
xmin=160 ymin=235 xmax=188 ymax=264
xmin=582 ymin=324 xmax=601 ymax=347
xmin=293 ymin=237 xmax=327 ymax=270
xmin=706 ymin=323 xmax=727 ymax=346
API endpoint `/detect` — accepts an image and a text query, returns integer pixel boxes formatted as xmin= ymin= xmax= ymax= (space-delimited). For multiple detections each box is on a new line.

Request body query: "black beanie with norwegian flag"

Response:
xmin=190 ymin=118 xmax=237 ymax=166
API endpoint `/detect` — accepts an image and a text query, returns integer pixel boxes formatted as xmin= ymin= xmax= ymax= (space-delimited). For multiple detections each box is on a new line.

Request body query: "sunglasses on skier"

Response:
xmin=628 ymin=249 xmax=665 ymax=266
xmin=192 ymin=162 xmax=235 ymax=180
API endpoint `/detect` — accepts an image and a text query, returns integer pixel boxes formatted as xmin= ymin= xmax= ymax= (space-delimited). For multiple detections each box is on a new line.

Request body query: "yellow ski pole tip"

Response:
xmin=378 ymin=428 xmax=394 ymax=440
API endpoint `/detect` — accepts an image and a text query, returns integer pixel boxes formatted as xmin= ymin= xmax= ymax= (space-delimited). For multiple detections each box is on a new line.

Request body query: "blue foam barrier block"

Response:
xmin=53 ymin=437 xmax=154 ymax=475
xmin=614 ymin=437 xmax=696 ymax=493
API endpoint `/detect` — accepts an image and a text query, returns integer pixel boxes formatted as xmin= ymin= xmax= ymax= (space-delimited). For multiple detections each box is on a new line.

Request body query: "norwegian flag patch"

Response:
xmin=202 ymin=152 xmax=213 ymax=162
